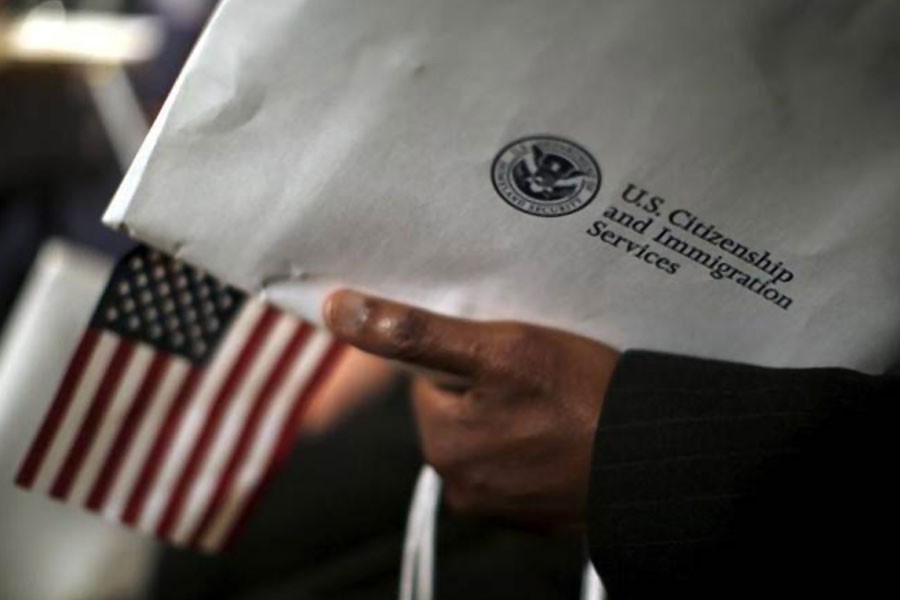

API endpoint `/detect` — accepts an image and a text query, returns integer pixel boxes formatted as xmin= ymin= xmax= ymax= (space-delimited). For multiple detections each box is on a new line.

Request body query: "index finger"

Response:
xmin=323 ymin=290 xmax=492 ymax=377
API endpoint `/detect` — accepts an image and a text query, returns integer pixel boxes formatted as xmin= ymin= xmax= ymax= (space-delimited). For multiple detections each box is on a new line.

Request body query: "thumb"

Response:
xmin=323 ymin=290 xmax=492 ymax=377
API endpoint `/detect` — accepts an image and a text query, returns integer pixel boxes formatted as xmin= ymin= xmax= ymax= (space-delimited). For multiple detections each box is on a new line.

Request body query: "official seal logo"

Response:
xmin=491 ymin=136 xmax=600 ymax=217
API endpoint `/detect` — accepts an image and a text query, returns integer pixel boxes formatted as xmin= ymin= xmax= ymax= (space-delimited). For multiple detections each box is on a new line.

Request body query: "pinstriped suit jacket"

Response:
xmin=589 ymin=352 xmax=899 ymax=599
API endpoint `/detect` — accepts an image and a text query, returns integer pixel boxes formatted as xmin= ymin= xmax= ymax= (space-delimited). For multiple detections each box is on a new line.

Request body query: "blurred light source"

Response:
xmin=0 ymin=5 xmax=164 ymax=65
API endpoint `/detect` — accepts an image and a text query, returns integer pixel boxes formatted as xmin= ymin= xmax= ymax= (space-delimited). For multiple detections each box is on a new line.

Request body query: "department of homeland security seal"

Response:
xmin=491 ymin=136 xmax=601 ymax=217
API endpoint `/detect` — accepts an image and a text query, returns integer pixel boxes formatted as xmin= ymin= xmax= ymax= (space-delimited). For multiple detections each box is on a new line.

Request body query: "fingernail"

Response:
xmin=325 ymin=291 xmax=370 ymax=336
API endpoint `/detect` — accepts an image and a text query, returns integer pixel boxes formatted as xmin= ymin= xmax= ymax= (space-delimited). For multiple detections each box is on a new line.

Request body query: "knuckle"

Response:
xmin=456 ymin=467 xmax=490 ymax=495
xmin=458 ymin=389 xmax=489 ymax=421
xmin=443 ymin=467 xmax=492 ymax=516
xmin=444 ymin=485 xmax=479 ymax=515
xmin=501 ymin=324 xmax=547 ymax=366
xmin=493 ymin=324 xmax=554 ymax=387
xmin=499 ymin=323 xmax=538 ymax=354
xmin=372 ymin=307 xmax=428 ymax=359
xmin=422 ymin=438 xmax=458 ymax=476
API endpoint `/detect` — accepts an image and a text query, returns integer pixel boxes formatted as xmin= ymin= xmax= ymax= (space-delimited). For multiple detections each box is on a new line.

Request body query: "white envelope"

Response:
xmin=0 ymin=241 xmax=157 ymax=600
xmin=106 ymin=0 xmax=900 ymax=373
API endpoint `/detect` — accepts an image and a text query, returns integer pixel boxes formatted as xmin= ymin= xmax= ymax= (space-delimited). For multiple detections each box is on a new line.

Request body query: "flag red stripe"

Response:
xmin=186 ymin=323 xmax=313 ymax=546
xmin=15 ymin=329 xmax=101 ymax=488
xmin=156 ymin=307 xmax=280 ymax=538
xmin=121 ymin=366 xmax=203 ymax=526
xmin=85 ymin=354 xmax=171 ymax=511
xmin=50 ymin=340 xmax=136 ymax=499
xmin=222 ymin=341 xmax=347 ymax=549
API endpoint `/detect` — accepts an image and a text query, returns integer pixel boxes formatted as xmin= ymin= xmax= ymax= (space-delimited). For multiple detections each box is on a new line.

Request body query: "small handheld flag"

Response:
xmin=16 ymin=245 xmax=346 ymax=552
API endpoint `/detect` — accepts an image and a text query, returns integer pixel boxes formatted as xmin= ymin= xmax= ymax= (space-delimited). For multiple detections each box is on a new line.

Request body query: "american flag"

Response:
xmin=15 ymin=245 xmax=346 ymax=552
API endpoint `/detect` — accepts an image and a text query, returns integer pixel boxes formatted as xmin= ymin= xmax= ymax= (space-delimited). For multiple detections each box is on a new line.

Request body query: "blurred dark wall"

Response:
xmin=0 ymin=65 xmax=128 ymax=324
xmin=0 ymin=0 xmax=216 ymax=327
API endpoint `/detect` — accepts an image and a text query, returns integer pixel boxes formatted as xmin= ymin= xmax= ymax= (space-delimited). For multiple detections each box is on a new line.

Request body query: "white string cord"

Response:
xmin=415 ymin=473 xmax=439 ymax=600
xmin=581 ymin=559 xmax=605 ymax=600
xmin=400 ymin=465 xmax=604 ymax=600
xmin=400 ymin=466 xmax=441 ymax=600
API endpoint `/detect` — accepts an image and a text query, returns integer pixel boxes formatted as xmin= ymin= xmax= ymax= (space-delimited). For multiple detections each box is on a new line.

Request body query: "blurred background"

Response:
xmin=1 ymin=0 xmax=217 ymax=327
xmin=0 ymin=2 xmax=215 ymax=598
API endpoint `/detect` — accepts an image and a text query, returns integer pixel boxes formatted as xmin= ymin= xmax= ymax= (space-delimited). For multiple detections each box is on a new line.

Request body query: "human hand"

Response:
xmin=323 ymin=290 xmax=620 ymax=530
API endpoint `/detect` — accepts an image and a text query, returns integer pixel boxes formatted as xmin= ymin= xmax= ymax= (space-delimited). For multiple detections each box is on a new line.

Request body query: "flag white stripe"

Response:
xmin=68 ymin=345 xmax=156 ymax=505
xmin=33 ymin=333 xmax=119 ymax=493
xmin=200 ymin=331 xmax=335 ymax=551
xmin=170 ymin=315 xmax=298 ymax=544
xmin=136 ymin=301 xmax=266 ymax=533
xmin=102 ymin=359 xmax=191 ymax=522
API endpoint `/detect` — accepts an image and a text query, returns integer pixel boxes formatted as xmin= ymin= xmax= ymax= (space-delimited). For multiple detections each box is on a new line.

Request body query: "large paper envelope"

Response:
xmin=105 ymin=0 xmax=900 ymax=373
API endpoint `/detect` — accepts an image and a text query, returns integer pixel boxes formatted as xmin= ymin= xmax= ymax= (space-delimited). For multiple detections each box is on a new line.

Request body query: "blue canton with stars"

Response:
xmin=90 ymin=245 xmax=246 ymax=364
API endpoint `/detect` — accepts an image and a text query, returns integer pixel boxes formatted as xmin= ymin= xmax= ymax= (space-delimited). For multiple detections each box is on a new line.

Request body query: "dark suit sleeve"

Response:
xmin=587 ymin=351 xmax=899 ymax=599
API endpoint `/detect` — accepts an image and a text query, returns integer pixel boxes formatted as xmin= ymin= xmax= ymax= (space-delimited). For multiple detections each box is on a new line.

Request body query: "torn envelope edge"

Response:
xmin=102 ymin=3 xmax=352 ymax=329
xmin=104 ymin=5 xmax=225 ymax=281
